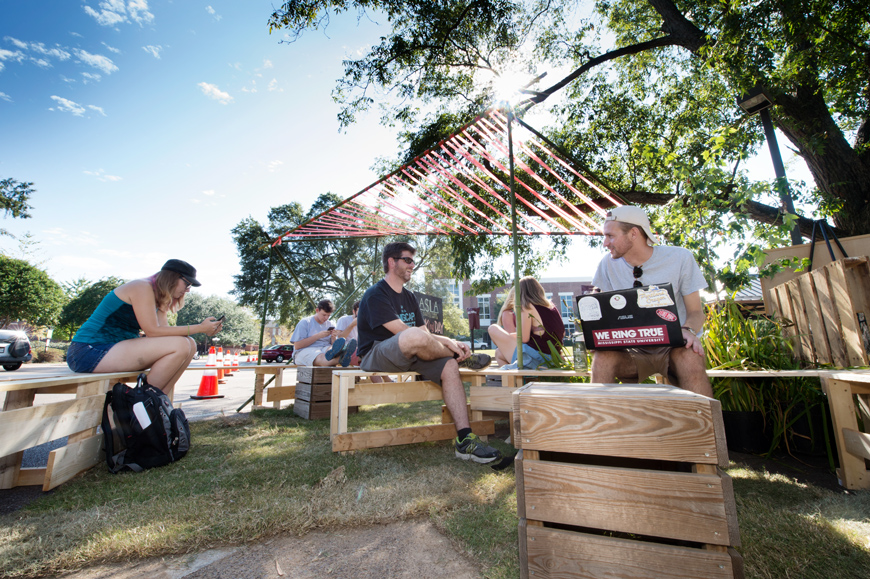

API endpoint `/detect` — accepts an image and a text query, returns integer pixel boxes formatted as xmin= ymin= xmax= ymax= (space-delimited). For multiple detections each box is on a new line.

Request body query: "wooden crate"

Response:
xmin=294 ymin=399 xmax=331 ymax=420
xmin=767 ymin=256 xmax=870 ymax=367
xmin=297 ymin=366 xmax=336 ymax=384
xmin=513 ymin=383 xmax=743 ymax=579
xmin=296 ymin=381 xmax=331 ymax=402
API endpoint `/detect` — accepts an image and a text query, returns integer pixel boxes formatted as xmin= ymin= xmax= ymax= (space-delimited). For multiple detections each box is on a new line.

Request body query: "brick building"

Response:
xmin=447 ymin=276 xmax=595 ymax=347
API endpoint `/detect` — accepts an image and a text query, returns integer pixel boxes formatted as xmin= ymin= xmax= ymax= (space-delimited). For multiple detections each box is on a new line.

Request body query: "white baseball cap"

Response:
xmin=604 ymin=206 xmax=659 ymax=245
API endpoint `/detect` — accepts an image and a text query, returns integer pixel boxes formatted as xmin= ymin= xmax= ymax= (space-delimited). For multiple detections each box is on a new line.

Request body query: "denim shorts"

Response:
xmin=67 ymin=342 xmax=115 ymax=373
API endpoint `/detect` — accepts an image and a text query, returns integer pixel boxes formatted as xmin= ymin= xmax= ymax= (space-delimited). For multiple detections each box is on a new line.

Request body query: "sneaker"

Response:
xmin=324 ymin=337 xmax=346 ymax=361
xmin=339 ymin=339 xmax=357 ymax=367
xmin=460 ymin=353 xmax=492 ymax=370
xmin=454 ymin=433 xmax=501 ymax=464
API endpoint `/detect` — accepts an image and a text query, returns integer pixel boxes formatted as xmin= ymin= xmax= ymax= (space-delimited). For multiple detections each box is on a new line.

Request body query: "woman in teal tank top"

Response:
xmin=67 ymin=259 xmax=222 ymax=393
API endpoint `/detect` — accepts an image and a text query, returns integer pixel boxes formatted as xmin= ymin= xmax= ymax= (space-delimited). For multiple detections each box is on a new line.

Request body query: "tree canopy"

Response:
xmin=0 ymin=177 xmax=34 ymax=238
xmin=269 ymin=0 xmax=870 ymax=288
xmin=0 ymin=255 xmax=65 ymax=329
xmin=176 ymin=293 xmax=260 ymax=348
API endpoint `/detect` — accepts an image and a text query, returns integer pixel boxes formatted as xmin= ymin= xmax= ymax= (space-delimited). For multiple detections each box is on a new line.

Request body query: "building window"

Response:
xmin=559 ymin=293 xmax=575 ymax=335
xmin=477 ymin=295 xmax=491 ymax=322
xmin=448 ymin=280 xmax=461 ymax=308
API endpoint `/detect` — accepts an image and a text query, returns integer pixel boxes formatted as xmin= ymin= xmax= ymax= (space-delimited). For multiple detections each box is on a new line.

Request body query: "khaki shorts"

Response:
xmin=293 ymin=346 xmax=331 ymax=367
xmin=360 ymin=333 xmax=450 ymax=385
xmin=625 ymin=347 xmax=678 ymax=385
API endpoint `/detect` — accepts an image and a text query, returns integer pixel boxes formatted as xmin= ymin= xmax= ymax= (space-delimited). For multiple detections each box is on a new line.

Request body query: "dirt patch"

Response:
xmin=57 ymin=520 xmax=482 ymax=579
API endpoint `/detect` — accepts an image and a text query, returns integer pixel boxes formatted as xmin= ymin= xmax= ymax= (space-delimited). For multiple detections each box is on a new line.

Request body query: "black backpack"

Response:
xmin=101 ymin=373 xmax=191 ymax=473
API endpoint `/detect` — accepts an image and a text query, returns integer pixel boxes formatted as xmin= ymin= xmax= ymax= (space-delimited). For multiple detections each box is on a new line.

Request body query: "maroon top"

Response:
xmin=527 ymin=304 xmax=565 ymax=354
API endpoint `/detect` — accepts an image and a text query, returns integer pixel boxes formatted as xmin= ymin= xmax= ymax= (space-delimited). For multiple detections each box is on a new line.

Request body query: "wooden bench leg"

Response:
xmin=0 ymin=390 xmax=36 ymax=489
xmin=273 ymin=369 xmax=283 ymax=409
xmin=822 ymin=377 xmax=870 ymax=489
xmin=331 ymin=373 xmax=353 ymax=454
xmin=253 ymin=373 xmax=265 ymax=407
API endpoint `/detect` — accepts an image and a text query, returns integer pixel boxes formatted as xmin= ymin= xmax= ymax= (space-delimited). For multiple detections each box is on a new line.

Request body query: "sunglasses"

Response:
xmin=394 ymin=256 xmax=415 ymax=266
xmin=633 ymin=265 xmax=643 ymax=288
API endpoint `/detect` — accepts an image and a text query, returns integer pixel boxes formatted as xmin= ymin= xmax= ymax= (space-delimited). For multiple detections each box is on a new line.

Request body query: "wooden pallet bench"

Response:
xmin=0 ymin=370 xmax=147 ymax=491
xmin=820 ymin=370 xmax=870 ymax=489
xmin=330 ymin=369 xmax=494 ymax=453
xmin=252 ymin=364 xmax=296 ymax=409
xmin=513 ymin=382 xmax=743 ymax=578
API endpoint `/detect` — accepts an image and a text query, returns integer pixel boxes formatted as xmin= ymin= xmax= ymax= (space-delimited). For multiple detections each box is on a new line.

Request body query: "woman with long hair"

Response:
xmin=66 ymin=259 xmax=222 ymax=393
xmin=489 ymin=286 xmax=517 ymax=366
xmin=488 ymin=276 xmax=565 ymax=367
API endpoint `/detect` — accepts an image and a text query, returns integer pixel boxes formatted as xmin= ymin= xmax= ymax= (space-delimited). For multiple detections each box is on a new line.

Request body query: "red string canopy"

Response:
xmin=271 ymin=108 xmax=623 ymax=245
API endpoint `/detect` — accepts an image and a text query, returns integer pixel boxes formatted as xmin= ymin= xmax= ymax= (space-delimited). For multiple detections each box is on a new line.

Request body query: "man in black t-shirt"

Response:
xmin=358 ymin=242 xmax=500 ymax=464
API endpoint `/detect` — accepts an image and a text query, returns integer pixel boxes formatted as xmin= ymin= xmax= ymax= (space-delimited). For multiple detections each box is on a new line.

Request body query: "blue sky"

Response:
xmin=0 ymin=1 xmax=407 ymax=297
xmin=0 ymin=1 xmax=813 ymax=302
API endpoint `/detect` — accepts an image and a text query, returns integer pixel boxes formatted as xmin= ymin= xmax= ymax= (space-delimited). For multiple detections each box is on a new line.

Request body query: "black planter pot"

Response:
xmin=722 ymin=410 xmax=773 ymax=454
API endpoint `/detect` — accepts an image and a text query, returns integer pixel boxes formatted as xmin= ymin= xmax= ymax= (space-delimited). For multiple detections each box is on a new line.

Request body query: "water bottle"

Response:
xmin=572 ymin=332 xmax=587 ymax=371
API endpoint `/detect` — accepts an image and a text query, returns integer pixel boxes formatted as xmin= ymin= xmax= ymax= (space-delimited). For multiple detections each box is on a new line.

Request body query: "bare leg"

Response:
xmin=494 ymin=348 xmax=511 ymax=366
xmin=590 ymin=350 xmax=637 ymax=383
xmin=439 ymin=358 xmax=470 ymax=431
xmin=313 ymin=353 xmax=341 ymax=366
xmin=397 ymin=327 xmax=455 ymax=360
xmin=669 ymin=348 xmax=713 ymax=397
xmin=488 ymin=325 xmax=517 ymax=362
xmin=95 ymin=336 xmax=196 ymax=393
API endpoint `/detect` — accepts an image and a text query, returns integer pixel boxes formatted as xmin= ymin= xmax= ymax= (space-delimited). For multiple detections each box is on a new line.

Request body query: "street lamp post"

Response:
xmin=736 ymin=86 xmax=803 ymax=246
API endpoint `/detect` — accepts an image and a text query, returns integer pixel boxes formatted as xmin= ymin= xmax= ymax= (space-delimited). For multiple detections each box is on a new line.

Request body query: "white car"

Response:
xmin=460 ymin=339 xmax=489 ymax=349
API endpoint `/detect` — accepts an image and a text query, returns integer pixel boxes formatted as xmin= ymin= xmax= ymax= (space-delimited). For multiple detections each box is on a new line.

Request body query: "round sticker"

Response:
xmin=610 ymin=294 xmax=627 ymax=310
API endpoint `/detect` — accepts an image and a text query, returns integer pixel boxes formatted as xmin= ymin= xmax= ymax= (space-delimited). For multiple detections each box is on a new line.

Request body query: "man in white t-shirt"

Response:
xmin=291 ymin=299 xmax=356 ymax=367
xmin=335 ymin=301 xmax=360 ymax=365
xmin=591 ymin=206 xmax=712 ymax=396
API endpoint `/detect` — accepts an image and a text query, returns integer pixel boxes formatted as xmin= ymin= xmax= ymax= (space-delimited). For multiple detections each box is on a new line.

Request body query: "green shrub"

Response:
xmin=33 ymin=347 xmax=65 ymax=363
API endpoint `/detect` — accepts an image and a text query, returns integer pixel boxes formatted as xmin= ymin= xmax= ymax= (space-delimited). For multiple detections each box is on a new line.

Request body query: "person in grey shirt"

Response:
xmin=591 ymin=206 xmax=712 ymax=397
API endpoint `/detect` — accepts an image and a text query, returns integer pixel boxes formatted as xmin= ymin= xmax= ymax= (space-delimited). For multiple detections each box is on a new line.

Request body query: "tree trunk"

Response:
xmin=776 ymin=88 xmax=870 ymax=237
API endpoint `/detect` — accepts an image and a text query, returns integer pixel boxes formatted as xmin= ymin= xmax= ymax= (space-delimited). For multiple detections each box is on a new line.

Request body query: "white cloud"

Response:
xmin=267 ymin=160 xmax=284 ymax=172
xmin=73 ymin=49 xmax=118 ymax=74
xmin=32 ymin=58 xmax=51 ymax=68
xmin=241 ymin=80 xmax=258 ymax=93
xmin=197 ymin=82 xmax=233 ymax=104
xmin=83 ymin=0 xmax=154 ymax=27
xmin=29 ymin=42 xmax=71 ymax=60
xmin=262 ymin=59 xmax=273 ymax=69
xmin=206 ymin=6 xmax=222 ymax=21
xmin=82 ymin=72 xmax=102 ymax=83
xmin=87 ymin=104 xmax=107 ymax=116
xmin=84 ymin=169 xmax=122 ymax=181
xmin=5 ymin=37 xmax=27 ymax=50
xmin=202 ymin=190 xmax=215 ymax=196
xmin=41 ymin=228 xmax=100 ymax=247
xmin=102 ymin=42 xmax=121 ymax=54
xmin=0 ymin=47 xmax=26 ymax=71
xmin=142 ymin=45 xmax=162 ymax=59
xmin=0 ymin=92 xmax=11 ymax=102
xmin=50 ymin=95 xmax=86 ymax=116
xmin=268 ymin=78 xmax=282 ymax=92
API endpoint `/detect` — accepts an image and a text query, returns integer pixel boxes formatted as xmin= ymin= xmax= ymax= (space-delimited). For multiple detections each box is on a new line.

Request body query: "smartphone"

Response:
xmin=216 ymin=315 xmax=225 ymax=322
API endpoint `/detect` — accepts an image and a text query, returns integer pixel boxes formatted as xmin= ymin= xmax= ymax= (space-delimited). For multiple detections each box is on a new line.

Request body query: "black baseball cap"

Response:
xmin=161 ymin=259 xmax=201 ymax=287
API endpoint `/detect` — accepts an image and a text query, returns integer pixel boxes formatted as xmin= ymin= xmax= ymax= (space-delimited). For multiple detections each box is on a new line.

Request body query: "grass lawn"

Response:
xmin=1 ymin=400 xmax=868 ymax=578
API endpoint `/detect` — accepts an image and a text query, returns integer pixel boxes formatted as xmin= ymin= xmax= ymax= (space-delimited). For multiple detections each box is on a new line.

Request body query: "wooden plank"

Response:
xmin=15 ymin=468 xmax=46 ymax=487
xmin=799 ymin=273 xmax=832 ymax=365
xmin=297 ymin=366 xmax=336 ymax=384
xmin=521 ymin=459 xmax=739 ymax=546
xmin=294 ymin=399 xmax=331 ymax=420
xmin=43 ymin=433 xmax=103 ymax=491
xmin=772 ymin=284 xmax=799 ymax=354
xmin=441 ymin=404 xmax=471 ymax=425
xmin=515 ymin=384 xmax=725 ymax=466
xmin=518 ymin=518 xmax=529 ymax=579
xmin=826 ymin=261 xmax=867 ymax=367
xmin=844 ymin=258 xmax=870 ymax=361
xmin=515 ymin=449 xmax=527 ymax=519
xmin=812 ymin=267 xmax=850 ymax=368
xmin=345 ymin=381 xmax=444 ymax=406
xmin=296 ymin=382 xmax=329 ymax=402
xmin=470 ymin=385 xmax=515 ymax=412
xmin=821 ymin=377 xmax=870 ymax=490
xmin=0 ymin=371 xmax=142 ymax=393
xmin=843 ymin=429 xmax=870 ymax=462
xmin=0 ymin=394 xmax=105 ymax=457
xmin=265 ymin=385 xmax=297 ymax=403
xmin=331 ymin=420 xmax=494 ymax=452
xmin=0 ymin=389 xmax=36 ymax=489
xmin=524 ymin=525 xmax=742 ymax=579
xmin=785 ymin=277 xmax=815 ymax=362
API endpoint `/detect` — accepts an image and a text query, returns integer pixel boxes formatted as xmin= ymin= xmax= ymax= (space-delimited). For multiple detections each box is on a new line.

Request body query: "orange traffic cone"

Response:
xmin=216 ymin=347 xmax=226 ymax=383
xmin=233 ymin=352 xmax=239 ymax=369
xmin=224 ymin=349 xmax=233 ymax=376
xmin=191 ymin=347 xmax=224 ymax=399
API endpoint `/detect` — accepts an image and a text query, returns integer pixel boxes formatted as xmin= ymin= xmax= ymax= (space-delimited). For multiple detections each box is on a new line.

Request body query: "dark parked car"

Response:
xmin=262 ymin=344 xmax=294 ymax=363
xmin=0 ymin=329 xmax=33 ymax=371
